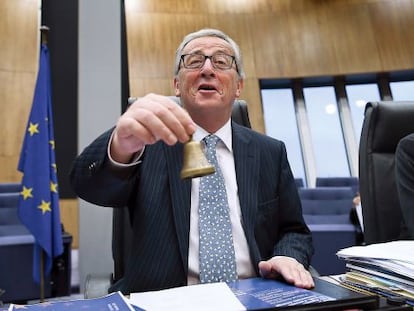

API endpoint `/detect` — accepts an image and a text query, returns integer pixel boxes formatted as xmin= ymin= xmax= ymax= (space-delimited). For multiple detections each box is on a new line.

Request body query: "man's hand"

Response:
xmin=258 ymin=256 xmax=315 ymax=289
xmin=110 ymin=94 xmax=196 ymax=163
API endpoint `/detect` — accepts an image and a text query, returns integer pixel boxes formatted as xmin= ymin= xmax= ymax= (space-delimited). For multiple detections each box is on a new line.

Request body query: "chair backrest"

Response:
xmin=111 ymin=98 xmax=252 ymax=282
xmin=315 ymin=177 xmax=359 ymax=195
xmin=359 ymin=101 xmax=414 ymax=244
xmin=295 ymin=178 xmax=305 ymax=188
xmin=299 ymin=187 xmax=355 ymax=225
xmin=0 ymin=183 xmax=22 ymax=193
xmin=299 ymin=187 xmax=358 ymax=275
xmin=0 ymin=183 xmax=22 ymax=227
xmin=0 ymin=193 xmax=21 ymax=225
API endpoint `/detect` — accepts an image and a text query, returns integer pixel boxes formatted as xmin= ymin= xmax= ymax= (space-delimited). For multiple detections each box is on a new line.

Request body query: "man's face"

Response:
xmin=174 ymin=36 xmax=244 ymax=122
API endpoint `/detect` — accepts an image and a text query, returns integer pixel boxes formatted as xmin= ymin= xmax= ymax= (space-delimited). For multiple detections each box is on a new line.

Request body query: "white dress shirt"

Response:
xmin=187 ymin=120 xmax=256 ymax=284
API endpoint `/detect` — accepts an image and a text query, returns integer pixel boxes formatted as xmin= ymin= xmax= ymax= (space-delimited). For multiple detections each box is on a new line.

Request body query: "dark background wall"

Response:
xmin=41 ymin=0 xmax=78 ymax=199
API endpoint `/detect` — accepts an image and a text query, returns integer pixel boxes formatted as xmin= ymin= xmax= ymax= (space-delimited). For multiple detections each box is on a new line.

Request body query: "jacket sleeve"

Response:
xmin=69 ymin=128 xmax=139 ymax=208
xmin=395 ymin=133 xmax=414 ymax=239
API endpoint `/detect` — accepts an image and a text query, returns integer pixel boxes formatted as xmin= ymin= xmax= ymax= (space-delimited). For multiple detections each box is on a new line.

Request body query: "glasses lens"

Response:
xmin=212 ymin=54 xmax=233 ymax=70
xmin=183 ymin=54 xmax=205 ymax=69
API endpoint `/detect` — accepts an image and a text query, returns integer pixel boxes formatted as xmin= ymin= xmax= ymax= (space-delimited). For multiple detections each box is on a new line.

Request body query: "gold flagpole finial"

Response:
xmin=40 ymin=25 xmax=50 ymax=45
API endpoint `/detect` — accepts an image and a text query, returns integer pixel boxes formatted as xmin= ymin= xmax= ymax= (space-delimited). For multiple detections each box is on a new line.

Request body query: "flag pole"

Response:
xmin=38 ymin=25 xmax=49 ymax=303
xmin=40 ymin=25 xmax=49 ymax=45
xmin=40 ymin=251 xmax=45 ymax=302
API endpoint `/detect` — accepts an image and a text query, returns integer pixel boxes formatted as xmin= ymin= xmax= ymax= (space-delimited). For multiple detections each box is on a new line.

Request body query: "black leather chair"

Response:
xmin=359 ymin=101 xmax=414 ymax=245
xmin=111 ymin=97 xmax=252 ymax=284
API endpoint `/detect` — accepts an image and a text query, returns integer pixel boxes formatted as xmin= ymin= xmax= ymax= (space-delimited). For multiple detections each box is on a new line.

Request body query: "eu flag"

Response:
xmin=17 ymin=43 xmax=63 ymax=283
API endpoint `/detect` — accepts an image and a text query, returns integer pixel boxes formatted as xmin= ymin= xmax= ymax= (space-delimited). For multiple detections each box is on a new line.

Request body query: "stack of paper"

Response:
xmin=336 ymin=240 xmax=414 ymax=306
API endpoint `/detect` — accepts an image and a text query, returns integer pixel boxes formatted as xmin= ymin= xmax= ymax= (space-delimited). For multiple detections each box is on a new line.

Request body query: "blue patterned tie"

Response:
xmin=198 ymin=134 xmax=237 ymax=283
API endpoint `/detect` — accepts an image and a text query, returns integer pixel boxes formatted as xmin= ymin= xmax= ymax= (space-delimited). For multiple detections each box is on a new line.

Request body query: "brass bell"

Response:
xmin=180 ymin=136 xmax=215 ymax=179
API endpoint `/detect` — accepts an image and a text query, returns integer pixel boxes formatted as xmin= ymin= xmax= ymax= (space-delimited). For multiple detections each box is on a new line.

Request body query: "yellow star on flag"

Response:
xmin=50 ymin=181 xmax=58 ymax=193
xmin=28 ymin=122 xmax=39 ymax=136
xmin=49 ymin=140 xmax=55 ymax=149
xmin=20 ymin=186 xmax=34 ymax=200
xmin=38 ymin=200 xmax=51 ymax=214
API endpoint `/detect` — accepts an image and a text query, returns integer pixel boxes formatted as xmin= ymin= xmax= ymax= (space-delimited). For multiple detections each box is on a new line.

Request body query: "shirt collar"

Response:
xmin=193 ymin=119 xmax=233 ymax=152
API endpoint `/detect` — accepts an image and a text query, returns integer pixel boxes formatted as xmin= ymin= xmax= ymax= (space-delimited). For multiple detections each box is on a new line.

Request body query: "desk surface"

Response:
xmin=2 ymin=277 xmax=411 ymax=311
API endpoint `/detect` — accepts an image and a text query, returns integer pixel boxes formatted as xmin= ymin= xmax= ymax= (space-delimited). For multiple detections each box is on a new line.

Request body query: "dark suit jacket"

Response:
xmin=70 ymin=122 xmax=313 ymax=294
xmin=395 ymin=133 xmax=414 ymax=239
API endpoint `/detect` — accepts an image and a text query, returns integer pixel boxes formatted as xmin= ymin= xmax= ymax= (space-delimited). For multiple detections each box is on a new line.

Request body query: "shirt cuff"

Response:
xmin=107 ymin=131 xmax=144 ymax=167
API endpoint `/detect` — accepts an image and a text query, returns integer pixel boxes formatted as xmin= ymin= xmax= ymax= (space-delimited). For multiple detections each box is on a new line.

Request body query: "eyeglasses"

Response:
xmin=180 ymin=53 xmax=237 ymax=71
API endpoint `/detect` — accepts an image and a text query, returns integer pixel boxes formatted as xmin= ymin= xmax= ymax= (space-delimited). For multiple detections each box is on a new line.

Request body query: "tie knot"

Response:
xmin=204 ymin=135 xmax=220 ymax=150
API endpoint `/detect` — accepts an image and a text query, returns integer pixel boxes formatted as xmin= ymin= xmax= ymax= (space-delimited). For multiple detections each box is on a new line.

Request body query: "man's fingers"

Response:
xmin=126 ymin=95 xmax=195 ymax=144
xmin=258 ymin=257 xmax=314 ymax=289
xmin=282 ymin=263 xmax=314 ymax=289
xmin=258 ymin=261 xmax=279 ymax=279
xmin=111 ymin=94 xmax=197 ymax=163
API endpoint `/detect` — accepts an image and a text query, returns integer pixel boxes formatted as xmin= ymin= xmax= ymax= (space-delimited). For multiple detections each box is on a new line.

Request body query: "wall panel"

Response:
xmin=0 ymin=72 xmax=35 ymax=180
xmin=60 ymin=199 xmax=79 ymax=249
xmin=125 ymin=0 xmax=414 ymax=136
xmin=240 ymin=78 xmax=264 ymax=133
xmin=323 ymin=4 xmax=380 ymax=74
xmin=206 ymin=14 xmax=257 ymax=78
xmin=0 ymin=0 xmax=38 ymax=183
xmin=126 ymin=13 xmax=210 ymax=79
xmin=0 ymin=0 xmax=38 ymax=72
xmin=129 ymin=78 xmax=175 ymax=97
xmin=369 ymin=0 xmax=414 ymax=70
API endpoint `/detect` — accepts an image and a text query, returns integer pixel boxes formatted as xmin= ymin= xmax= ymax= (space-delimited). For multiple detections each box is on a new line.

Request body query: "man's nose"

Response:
xmin=200 ymin=58 xmax=215 ymax=74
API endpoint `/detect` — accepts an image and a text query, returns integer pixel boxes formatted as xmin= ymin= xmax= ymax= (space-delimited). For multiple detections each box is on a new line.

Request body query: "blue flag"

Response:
xmin=17 ymin=43 xmax=63 ymax=283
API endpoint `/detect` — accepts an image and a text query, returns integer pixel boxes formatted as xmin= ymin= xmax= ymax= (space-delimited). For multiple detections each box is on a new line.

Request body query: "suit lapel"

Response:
xmin=164 ymin=143 xmax=192 ymax=274
xmin=232 ymin=123 xmax=261 ymax=262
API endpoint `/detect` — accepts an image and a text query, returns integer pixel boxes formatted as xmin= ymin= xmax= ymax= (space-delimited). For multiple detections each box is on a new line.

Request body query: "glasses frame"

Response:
xmin=179 ymin=53 xmax=239 ymax=73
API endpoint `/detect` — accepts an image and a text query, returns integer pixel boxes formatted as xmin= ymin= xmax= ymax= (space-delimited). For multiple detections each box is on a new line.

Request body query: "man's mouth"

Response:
xmin=198 ymin=84 xmax=218 ymax=92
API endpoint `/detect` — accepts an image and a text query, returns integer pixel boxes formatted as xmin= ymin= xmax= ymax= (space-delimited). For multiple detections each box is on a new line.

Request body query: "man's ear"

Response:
xmin=174 ymin=77 xmax=180 ymax=96
xmin=235 ymin=79 xmax=244 ymax=98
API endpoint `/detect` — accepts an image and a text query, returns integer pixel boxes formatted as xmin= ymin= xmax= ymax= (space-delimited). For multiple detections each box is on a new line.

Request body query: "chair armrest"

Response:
xmin=308 ymin=224 xmax=357 ymax=232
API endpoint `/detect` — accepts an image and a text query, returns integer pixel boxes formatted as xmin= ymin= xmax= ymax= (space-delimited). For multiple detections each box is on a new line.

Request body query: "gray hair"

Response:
xmin=174 ymin=28 xmax=245 ymax=79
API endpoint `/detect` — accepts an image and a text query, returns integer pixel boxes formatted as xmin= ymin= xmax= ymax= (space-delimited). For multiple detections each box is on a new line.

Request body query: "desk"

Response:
xmin=2 ymin=277 xmax=411 ymax=311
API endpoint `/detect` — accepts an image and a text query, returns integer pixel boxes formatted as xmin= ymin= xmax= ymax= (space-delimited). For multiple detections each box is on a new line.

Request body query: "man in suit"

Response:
xmin=395 ymin=133 xmax=414 ymax=239
xmin=70 ymin=28 xmax=314 ymax=294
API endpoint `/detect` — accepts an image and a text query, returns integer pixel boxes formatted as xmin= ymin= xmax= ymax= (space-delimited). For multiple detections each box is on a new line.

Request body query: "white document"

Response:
xmin=337 ymin=240 xmax=414 ymax=264
xmin=130 ymin=282 xmax=246 ymax=311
